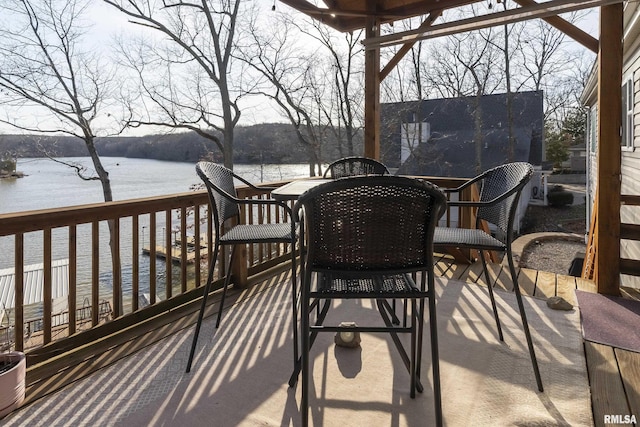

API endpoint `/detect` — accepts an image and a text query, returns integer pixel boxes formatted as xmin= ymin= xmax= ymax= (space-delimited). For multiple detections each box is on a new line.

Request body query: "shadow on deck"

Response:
xmin=1 ymin=255 xmax=638 ymax=426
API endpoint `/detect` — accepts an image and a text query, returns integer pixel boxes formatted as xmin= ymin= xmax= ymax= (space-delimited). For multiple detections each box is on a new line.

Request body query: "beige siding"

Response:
xmin=636 ymin=71 xmax=640 ymax=147
xmin=619 ymin=62 xmax=640 ymax=288
xmin=621 ymin=152 xmax=640 ymax=288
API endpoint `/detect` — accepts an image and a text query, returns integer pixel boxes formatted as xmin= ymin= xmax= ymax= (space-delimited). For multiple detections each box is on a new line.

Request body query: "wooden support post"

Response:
xmin=232 ymin=244 xmax=249 ymax=288
xmin=596 ymin=3 xmax=622 ymax=295
xmin=232 ymin=211 xmax=249 ymax=288
xmin=364 ymin=14 xmax=381 ymax=160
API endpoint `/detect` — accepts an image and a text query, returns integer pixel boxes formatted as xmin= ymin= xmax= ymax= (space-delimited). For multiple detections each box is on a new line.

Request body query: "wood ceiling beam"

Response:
xmin=278 ymin=0 xmax=405 ymax=19
xmin=278 ymin=0 xmax=477 ymax=32
xmin=363 ymin=0 xmax=620 ymax=50
xmin=277 ymin=0 xmax=344 ymax=31
xmin=512 ymin=0 xmax=598 ymax=53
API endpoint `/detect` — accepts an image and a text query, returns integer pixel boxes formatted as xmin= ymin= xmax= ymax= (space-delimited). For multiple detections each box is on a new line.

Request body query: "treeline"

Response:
xmin=0 ymin=123 xmax=353 ymax=164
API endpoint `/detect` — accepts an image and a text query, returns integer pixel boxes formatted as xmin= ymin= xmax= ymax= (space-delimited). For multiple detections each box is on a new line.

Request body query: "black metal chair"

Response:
xmin=433 ymin=161 xmax=543 ymax=392
xmin=186 ymin=162 xmax=298 ymax=373
xmin=292 ymin=175 xmax=447 ymax=427
xmin=323 ymin=156 xmax=390 ymax=178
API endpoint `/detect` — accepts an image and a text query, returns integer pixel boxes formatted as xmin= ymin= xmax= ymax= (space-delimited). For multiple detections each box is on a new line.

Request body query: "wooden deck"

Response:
xmin=13 ymin=255 xmax=640 ymax=425
xmin=434 ymin=253 xmax=640 ymax=427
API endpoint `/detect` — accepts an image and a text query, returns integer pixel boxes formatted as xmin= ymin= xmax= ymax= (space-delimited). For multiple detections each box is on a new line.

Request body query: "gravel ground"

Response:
xmin=519 ymin=185 xmax=587 ymax=275
xmin=519 ymin=239 xmax=586 ymax=276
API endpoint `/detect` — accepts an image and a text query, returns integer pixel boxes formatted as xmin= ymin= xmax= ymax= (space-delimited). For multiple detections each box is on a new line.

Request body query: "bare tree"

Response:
xmin=516 ymin=16 xmax=594 ymax=130
xmin=0 ymin=0 xmax=128 ymax=315
xmin=238 ymin=10 xmax=365 ymax=173
xmin=300 ymin=19 xmax=365 ymax=159
xmin=426 ymin=26 xmax=502 ymax=173
xmin=0 ymin=0 xmax=117 ymax=200
xmin=238 ymin=13 xmax=323 ymax=176
xmin=481 ymin=1 xmax=528 ymax=162
xmin=104 ymin=0 xmax=244 ymax=169
xmin=380 ymin=17 xmax=433 ymax=102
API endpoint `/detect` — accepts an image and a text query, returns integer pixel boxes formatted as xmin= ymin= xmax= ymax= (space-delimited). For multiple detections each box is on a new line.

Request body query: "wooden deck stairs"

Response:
xmin=583 ymin=194 xmax=640 ymax=279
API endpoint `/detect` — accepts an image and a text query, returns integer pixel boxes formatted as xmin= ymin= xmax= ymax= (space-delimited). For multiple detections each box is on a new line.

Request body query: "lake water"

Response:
xmin=0 ymin=158 xmax=311 ymax=314
xmin=0 ymin=157 xmax=311 ymax=214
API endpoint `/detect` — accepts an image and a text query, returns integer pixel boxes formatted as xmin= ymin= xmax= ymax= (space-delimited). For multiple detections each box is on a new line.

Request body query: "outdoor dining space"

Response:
xmin=1 ymin=0 xmax=639 ymax=423
xmin=1 ymin=158 xmax=639 ymax=427
xmin=0 ymin=253 xmax=629 ymax=426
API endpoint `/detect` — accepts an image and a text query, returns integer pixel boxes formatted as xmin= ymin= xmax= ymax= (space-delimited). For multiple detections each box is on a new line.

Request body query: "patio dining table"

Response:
xmin=271 ymin=178 xmax=333 ymax=201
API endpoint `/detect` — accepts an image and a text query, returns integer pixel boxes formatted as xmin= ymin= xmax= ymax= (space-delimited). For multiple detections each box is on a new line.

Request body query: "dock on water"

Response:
xmin=142 ymin=242 xmax=208 ymax=264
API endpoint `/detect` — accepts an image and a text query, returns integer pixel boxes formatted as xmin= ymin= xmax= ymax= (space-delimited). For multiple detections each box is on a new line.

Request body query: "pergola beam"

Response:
xmin=511 ymin=0 xmax=599 ymax=53
xmin=364 ymin=13 xmax=381 ymax=160
xmin=278 ymin=0 xmax=479 ymax=32
xmin=380 ymin=10 xmax=443 ymax=81
xmin=362 ymin=0 xmax=619 ymax=51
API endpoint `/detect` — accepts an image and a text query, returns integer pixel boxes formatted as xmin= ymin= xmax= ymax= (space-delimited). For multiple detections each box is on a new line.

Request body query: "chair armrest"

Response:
xmin=230 ymin=170 xmax=276 ymax=193
xmin=442 ymin=174 xmax=484 ymax=194
xmin=447 ymin=188 xmax=518 ymax=207
xmin=214 ymin=185 xmax=294 ymax=216
xmin=236 ymin=197 xmax=294 ymax=216
xmin=447 ymin=200 xmax=491 ymax=207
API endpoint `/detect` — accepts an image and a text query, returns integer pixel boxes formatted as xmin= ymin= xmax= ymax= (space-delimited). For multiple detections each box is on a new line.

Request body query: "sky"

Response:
xmin=0 ymin=1 xmax=601 ymax=137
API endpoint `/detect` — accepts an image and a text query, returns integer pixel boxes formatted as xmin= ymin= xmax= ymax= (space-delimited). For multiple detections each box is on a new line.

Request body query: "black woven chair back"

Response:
xmin=476 ymin=162 xmax=533 ymax=238
xmin=323 ymin=156 xmax=390 ymax=179
xmin=296 ymin=176 xmax=446 ymax=273
xmin=195 ymin=162 xmax=240 ymax=229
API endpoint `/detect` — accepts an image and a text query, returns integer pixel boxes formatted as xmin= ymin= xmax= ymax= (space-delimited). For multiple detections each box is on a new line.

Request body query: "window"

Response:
xmin=400 ymin=121 xmax=430 ymax=164
xmin=588 ymin=106 xmax=597 ymax=154
xmin=622 ymin=78 xmax=634 ymax=148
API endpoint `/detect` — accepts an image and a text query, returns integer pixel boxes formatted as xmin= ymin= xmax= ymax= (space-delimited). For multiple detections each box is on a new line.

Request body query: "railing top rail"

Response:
xmin=0 ymin=176 xmax=470 ymax=236
xmin=0 ymin=191 xmax=210 ymax=236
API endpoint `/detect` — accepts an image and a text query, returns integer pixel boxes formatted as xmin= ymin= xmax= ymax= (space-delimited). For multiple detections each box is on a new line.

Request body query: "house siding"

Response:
xmin=619 ymin=53 xmax=640 ymax=287
xmin=583 ymin=7 xmax=640 ymax=288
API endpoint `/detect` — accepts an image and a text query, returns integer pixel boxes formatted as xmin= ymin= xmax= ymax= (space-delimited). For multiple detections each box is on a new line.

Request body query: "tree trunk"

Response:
xmin=85 ymin=135 xmax=121 ymax=315
xmin=308 ymin=145 xmax=321 ymax=177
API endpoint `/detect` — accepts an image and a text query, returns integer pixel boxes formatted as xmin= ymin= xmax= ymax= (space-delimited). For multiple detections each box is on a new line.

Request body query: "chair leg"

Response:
xmin=410 ymin=298 xmax=417 ymax=398
xmin=291 ymin=243 xmax=299 ymax=373
xmin=480 ymin=250 xmax=504 ymax=341
xmin=428 ymin=275 xmax=443 ymax=427
xmin=186 ymin=248 xmax=219 ymax=373
xmin=416 ymin=275 xmax=426 ymax=381
xmin=289 ymin=298 xmax=331 ymax=387
xmin=377 ymin=299 xmax=424 ymax=394
xmin=507 ymin=249 xmax=544 ymax=392
xmin=215 ymin=245 xmax=236 ymax=329
xmin=301 ymin=275 xmax=311 ymax=427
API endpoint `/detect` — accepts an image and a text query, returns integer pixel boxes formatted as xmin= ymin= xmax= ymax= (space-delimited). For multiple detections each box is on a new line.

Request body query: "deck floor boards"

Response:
xmin=556 ymin=274 xmax=578 ymax=306
xmin=517 ymin=267 xmax=538 ymax=296
xmin=616 ymin=349 xmax=640 ymax=420
xmin=585 ymin=342 xmax=632 ymax=427
xmin=534 ymin=270 xmax=557 ymax=299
